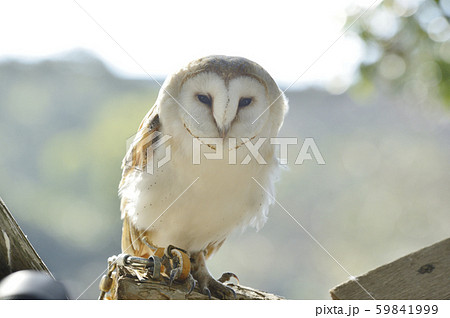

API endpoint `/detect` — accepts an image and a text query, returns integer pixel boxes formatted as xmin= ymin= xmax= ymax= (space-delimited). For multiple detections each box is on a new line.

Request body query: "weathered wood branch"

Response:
xmin=110 ymin=273 xmax=283 ymax=300
xmin=330 ymin=238 xmax=450 ymax=300
xmin=102 ymin=256 xmax=283 ymax=300
xmin=0 ymin=197 xmax=51 ymax=280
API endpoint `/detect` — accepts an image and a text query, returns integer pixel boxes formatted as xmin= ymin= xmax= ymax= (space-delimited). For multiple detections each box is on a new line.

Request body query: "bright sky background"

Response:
xmin=0 ymin=0 xmax=380 ymax=91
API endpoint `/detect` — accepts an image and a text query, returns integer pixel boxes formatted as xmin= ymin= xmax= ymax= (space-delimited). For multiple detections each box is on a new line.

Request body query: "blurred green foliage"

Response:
xmin=0 ymin=53 xmax=158 ymax=249
xmin=349 ymin=0 xmax=450 ymax=106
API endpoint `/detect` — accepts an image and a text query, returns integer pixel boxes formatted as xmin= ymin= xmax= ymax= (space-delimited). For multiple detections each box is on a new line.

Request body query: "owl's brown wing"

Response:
xmin=120 ymin=103 xmax=161 ymax=184
xmin=120 ymin=104 xmax=161 ymax=257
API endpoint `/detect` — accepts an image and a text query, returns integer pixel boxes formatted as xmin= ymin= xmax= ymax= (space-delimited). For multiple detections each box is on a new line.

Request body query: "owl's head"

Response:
xmin=158 ymin=55 xmax=288 ymax=141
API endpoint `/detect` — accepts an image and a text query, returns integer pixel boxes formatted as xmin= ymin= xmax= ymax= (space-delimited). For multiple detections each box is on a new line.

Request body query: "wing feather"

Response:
xmin=119 ymin=104 xmax=160 ymax=256
xmin=120 ymin=104 xmax=160 ymax=180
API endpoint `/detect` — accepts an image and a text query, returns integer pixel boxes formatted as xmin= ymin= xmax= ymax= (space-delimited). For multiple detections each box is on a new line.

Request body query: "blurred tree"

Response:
xmin=0 ymin=55 xmax=158 ymax=249
xmin=348 ymin=0 xmax=450 ymax=107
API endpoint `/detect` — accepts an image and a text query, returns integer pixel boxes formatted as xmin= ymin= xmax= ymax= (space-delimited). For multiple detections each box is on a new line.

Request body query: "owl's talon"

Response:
xmin=203 ymin=287 xmax=212 ymax=300
xmin=191 ymin=251 xmax=237 ymax=299
xmin=169 ymin=268 xmax=180 ymax=286
xmin=229 ymin=287 xmax=237 ymax=299
xmin=218 ymin=272 xmax=239 ymax=285
xmin=186 ymin=274 xmax=196 ymax=295
xmin=194 ymin=271 xmax=237 ymax=299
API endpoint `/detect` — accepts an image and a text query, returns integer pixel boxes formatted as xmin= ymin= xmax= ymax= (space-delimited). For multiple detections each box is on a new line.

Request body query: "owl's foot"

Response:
xmin=190 ymin=252 xmax=237 ymax=300
xmin=198 ymin=273 xmax=236 ymax=300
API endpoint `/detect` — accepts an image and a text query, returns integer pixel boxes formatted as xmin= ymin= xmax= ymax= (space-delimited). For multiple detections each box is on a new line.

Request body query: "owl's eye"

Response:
xmin=238 ymin=97 xmax=253 ymax=107
xmin=197 ymin=94 xmax=212 ymax=106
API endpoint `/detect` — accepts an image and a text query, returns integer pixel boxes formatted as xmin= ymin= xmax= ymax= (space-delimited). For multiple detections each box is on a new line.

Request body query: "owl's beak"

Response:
xmin=212 ymin=106 xmax=234 ymax=138
xmin=218 ymin=127 xmax=229 ymax=138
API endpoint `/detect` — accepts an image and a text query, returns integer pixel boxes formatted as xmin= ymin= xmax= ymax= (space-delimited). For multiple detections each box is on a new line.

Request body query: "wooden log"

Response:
xmin=104 ymin=264 xmax=283 ymax=300
xmin=111 ymin=275 xmax=283 ymax=300
xmin=0 ymin=197 xmax=51 ymax=280
xmin=330 ymin=238 xmax=450 ymax=300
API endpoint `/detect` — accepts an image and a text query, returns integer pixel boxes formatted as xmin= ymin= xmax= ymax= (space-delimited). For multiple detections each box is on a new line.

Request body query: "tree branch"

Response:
xmin=0 ymin=197 xmax=51 ymax=280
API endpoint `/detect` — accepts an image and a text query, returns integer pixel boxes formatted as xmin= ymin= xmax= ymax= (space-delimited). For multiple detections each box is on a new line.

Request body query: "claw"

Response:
xmin=203 ymin=287 xmax=212 ymax=300
xmin=218 ymin=272 xmax=240 ymax=285
xmin=229 ymin=286 xmax=237 ymax=299
xmin=190 ymin=251 xmax=238 ymax=299
xmin=196 ymin=276 xmax=237 ymax=299
xmin=169 ymin=268 xmax=181 ymax=286
xmin=186 ymin=274 xmax=196 ymax=295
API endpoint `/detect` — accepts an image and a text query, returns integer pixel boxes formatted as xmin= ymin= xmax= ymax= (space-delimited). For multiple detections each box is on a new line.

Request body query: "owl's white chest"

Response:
xmin=124 ymin=134 xmax=278 ymax=253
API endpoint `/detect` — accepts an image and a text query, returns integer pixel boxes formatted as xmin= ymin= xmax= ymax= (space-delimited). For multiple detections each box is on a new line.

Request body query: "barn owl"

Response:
xmin=119 ymin=55 xmax=288 ymax=299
